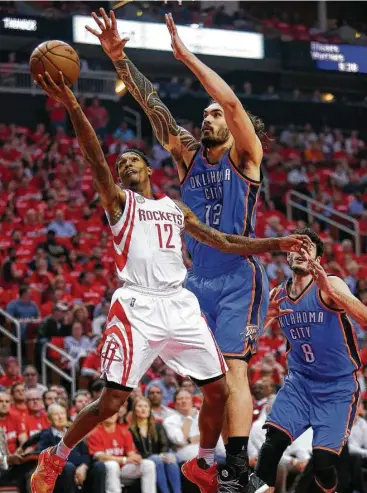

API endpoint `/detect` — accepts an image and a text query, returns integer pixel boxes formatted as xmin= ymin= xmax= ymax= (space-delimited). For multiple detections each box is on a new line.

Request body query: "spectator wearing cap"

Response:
xmin=23 ymin=365 xmax=47 ymax=393
xmin=0 ymin=357 xmax=23 ymax=388
xmin=37 ymin=303 xmax=71 ymax=340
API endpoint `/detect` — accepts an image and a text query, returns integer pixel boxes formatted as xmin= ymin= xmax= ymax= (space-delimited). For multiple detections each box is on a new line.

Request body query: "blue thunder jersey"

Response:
xmin=180 ymin=146 xmax=261 ymax=269
xmin=278 ymin=278 xmax=361 ymax=381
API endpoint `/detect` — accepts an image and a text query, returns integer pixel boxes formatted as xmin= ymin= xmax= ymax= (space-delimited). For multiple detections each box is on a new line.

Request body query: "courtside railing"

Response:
xmin=42 ymin=342 xmax=76 ymax=395
xmin=286 ymin=190 xmax=361 ymax=255
xmin=0 ymin=309 xmax=22 ymax=369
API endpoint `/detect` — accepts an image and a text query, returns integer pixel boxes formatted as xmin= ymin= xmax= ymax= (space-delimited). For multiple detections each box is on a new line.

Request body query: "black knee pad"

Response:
xmin=255 ymin=426 xmax=292 ymax=486
xmin=313 ymin=449 xmax=338 ymax=492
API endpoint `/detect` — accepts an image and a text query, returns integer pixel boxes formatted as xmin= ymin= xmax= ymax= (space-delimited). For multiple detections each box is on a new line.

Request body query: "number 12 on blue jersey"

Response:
xmin=205 ymin=204 xmax=223 ymax=227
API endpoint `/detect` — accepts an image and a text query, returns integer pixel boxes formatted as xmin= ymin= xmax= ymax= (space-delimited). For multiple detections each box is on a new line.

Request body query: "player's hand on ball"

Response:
xmin=165 ymin=13 xmax=190 ymax=61
xmin=308 ymin=259 xmax=331 ymax=293
xmin=37 ymin=71 xmax=76 ymax=107
xmin=279 ymin=234 xmax=313 ymax=254
xmin=86 ymin=8 xmax=129 ymax=61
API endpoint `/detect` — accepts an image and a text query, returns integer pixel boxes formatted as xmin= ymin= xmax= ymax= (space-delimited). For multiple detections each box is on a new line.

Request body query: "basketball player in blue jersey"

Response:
xmin=246 ymin=227 xmax=367 ymax=493
xmin=87 ymin=8 xmax=267 ymax=490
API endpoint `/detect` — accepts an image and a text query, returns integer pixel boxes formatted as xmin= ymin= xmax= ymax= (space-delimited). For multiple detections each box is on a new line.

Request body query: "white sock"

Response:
xmin=198 ymin=447 xmax=215 ymax=466
xmin=55 ymin=439 xmax=72 ymax=460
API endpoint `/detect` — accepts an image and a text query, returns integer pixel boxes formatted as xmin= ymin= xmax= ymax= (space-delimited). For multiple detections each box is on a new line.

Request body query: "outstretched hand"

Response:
xmin=37 ymin=72 xmax=76 ymax=107
xmin=165 ymin=13 xmax=190 ymax=61
xmin=86 ymin=8 xmax=129 ymax=61
xmin=308 ymin=258 xmax=332 ymax=295
xmin=279 ymin=234 xmax=313 ymax=254
xmin=268 ymin=287 xmax=293 ymax=321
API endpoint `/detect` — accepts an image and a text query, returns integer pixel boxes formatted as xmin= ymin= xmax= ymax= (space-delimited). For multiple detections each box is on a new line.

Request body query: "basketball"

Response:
xmin=29 ymin=40 xmax=80 ymax=86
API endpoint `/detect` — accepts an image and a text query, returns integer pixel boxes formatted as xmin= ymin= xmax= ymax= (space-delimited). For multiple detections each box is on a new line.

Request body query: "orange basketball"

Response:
xmin=29 ymin=40 xmax=80 ymax=86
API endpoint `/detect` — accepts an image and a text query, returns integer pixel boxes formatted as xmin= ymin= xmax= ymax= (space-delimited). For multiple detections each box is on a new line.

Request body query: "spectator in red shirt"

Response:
xmin=24 ymin=389 xmax=49 ymax=437
xmin=87 ymin=412 xmax=156 ymax=493
xmin=0 ymin=357 xmax=24 ymax=389
xmin=10 ymin=382 xmax=28 ymax=421
xmin=28 ymin=258 xmax=54 ymax=293
xmin=87 ymin=97 xmax=109 ymax=139
xmin=46 ymin=97 xmax=67 ymax=134
xmin=0 ymin=390 xmax=27 ymax=455
xmin=81 ymin=349 xmax=101 ymax=382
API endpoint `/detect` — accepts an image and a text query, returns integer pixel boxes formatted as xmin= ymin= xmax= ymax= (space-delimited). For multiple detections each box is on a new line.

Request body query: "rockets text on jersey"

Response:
xmin=105 ymin=190 xmax=187 ymax=291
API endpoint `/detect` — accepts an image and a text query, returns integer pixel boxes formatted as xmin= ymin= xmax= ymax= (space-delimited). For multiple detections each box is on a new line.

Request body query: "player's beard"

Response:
xmin=288 ymin=260 xmax=310 ymax=276
xmin=201 ymin=127 xmax=230 ymax=148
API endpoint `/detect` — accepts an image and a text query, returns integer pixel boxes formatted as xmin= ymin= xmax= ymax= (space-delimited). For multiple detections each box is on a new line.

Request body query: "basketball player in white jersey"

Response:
xmin=31 ymin=72 xmax=311 ymax=493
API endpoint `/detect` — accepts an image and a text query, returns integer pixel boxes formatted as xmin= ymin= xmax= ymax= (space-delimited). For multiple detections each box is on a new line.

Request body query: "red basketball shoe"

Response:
xmin=182 ymin=457 xmax=218 ymax=493
xmin=30 ymin=447 xmax=65 ymax=493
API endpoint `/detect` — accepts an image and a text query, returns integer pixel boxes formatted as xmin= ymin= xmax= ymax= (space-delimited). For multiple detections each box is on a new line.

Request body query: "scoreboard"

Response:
xmin=310 ymin=41 xmax=367 ymax=74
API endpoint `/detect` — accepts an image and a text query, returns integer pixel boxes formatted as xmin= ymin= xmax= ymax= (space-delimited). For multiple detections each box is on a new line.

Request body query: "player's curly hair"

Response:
xmin=115 ymin=148 xmax=151 ymax=173
xmin=294 ymin=228 xmax=324 ymax=257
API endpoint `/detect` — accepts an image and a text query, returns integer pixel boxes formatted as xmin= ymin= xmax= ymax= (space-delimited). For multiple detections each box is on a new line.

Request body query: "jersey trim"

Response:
xmin=107 ymin=189 xmax=131 ymax=237
xmin=317 ymin=289 xmax=344 ymax=313
xmin=113 ymin=190 xmax=133 ymax=245
xmin=115 ymin=196 xmax=136 ymax=272
xmin=227 ymin=150 xmax=262 ymax=185
xmin=180 ymin=147 xmax=201 ymax=186
xmin=338 ymin=313 xmax=361 ymax=370
xmin=286 ymin=278 xmax=314 ymax=304
xmin=263 ymin=421 xmax=294 ymax=442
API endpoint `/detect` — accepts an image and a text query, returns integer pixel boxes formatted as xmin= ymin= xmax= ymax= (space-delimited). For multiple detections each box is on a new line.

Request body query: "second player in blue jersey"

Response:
xmin=247 ymin=228 xmax=367 ymax=493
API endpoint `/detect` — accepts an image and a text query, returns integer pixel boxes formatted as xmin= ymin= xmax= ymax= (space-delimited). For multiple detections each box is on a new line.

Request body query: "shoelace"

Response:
xmin=218 ymin=477 xmax=243 ymax=493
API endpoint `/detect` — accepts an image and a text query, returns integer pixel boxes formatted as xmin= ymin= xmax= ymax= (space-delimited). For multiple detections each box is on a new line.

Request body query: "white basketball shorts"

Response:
xmin=99 ymin=285 xmax=227 ymax=388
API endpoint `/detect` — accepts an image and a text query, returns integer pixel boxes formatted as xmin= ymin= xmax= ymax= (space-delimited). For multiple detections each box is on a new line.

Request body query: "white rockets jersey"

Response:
xmin=106 ymin=189 xmax=187 ymax=291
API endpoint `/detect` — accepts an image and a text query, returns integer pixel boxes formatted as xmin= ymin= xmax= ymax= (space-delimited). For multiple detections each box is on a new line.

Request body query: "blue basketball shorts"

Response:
xmin=265 ymin=371 xmax=360 ymax=454
xmin=185 ymin=257 xmax=269 ymax=361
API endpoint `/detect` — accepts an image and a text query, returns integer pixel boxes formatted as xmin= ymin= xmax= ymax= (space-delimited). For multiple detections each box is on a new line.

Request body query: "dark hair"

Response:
xmin=115 ymin=148 xmax=151 ymax=173
xmin=293 ymin=228 xmax=324 ymax=257
xmin=11 ymin=381 xmax=24 ymax=394
xmin=19 ymin=284 xmax=29 ymax=297
xmin=207 ymin=99 xmax=266 ymax=140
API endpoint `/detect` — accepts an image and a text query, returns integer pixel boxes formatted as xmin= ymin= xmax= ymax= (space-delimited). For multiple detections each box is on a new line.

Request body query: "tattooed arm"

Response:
xmin=85 ymin=9 xmax=199 ymax=182
xmin=176 ymin=201 xmax=313 ymax=255
xmin=37 ymin=72 xmax=125 ymax=225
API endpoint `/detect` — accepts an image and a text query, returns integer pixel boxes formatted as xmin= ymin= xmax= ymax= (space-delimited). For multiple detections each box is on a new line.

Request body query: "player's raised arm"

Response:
xmin=165 ymin=14 xmax=263 ymax=169
xmin=309 ymin=259 xmax=367 ymax=325
xmin=37 ymin=72 xmax=125 ymax=224
xmin=85 ymin=8 xmax=199 ymax=181
xmin=176 ymin=201 xmax=312 ymax=256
